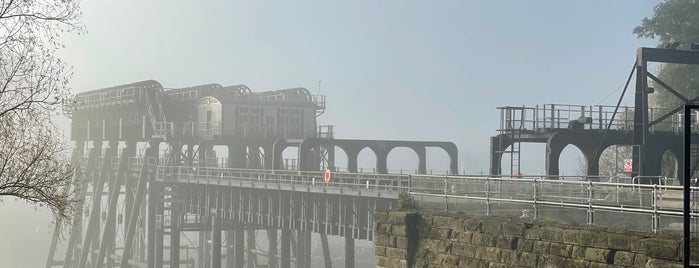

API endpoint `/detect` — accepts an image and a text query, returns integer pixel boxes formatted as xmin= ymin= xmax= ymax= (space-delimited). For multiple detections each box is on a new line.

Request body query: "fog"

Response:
xmin=2 ymin=1 xmax=664 ymax=267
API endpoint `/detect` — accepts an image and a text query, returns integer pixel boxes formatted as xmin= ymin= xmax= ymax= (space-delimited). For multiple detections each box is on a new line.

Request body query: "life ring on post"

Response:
xmin=324 ymin=169 xmax=332 ymax=183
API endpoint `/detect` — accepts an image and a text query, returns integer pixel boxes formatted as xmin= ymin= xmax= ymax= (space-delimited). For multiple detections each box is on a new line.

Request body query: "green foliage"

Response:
xmin=634 ymin=0 xmax=699 ymax=111
xmin=633 ymin=1 xmax=699 ymax=179
xmin=397 ymin=191 xmax=418 ymax=211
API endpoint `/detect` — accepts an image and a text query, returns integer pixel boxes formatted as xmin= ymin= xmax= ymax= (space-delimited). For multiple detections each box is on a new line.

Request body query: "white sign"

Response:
xmin=623 ymin=159 xmax=632 ymax=173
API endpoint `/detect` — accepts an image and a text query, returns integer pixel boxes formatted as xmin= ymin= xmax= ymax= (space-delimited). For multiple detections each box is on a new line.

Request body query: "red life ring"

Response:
xmin=324 ymin=169 xmax=332 ymax=183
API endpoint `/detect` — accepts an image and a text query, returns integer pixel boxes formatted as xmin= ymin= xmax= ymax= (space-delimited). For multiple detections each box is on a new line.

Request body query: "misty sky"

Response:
xmin=4 ymin=1 xmax=663 ymax=267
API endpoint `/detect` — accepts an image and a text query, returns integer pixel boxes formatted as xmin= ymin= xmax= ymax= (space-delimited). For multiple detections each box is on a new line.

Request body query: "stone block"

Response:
xmin=391 ymin=225 xmax=410 ymax=236
xmin=539 ymin=254 xmax=566 ymax=268
xmin=494 ymin=235 xmax=518 ymax=250
xmin=470 ymin=232 xmax=495 ymax=247
xmin=642 ymin=238 xmax=680 ymax=260
xmin=480 ymin=219 xmax=502 ymax=234
xmin=516 ymin=238 xmax=534 ymax=252
xmin=431 ymin=216 xmax=454 ymax=228
xmin=549 ymin=242 xmax=572 ymax=258
xmin=442 ymin=254 xmax=460 ymax=266
xmin=645 ymin=258 xmax=683 ymax=268
xmin=499 ymin=249 xmax=521 ymax=264
xmin=633 ymin=253 xmax=648 ymax=267
xmin=539 ymin=227 xmax=564 ymax=242
xmin=376 ymin=256 xmax=390 ymax=267
xmin=587 ymin=262 xmax=614 ymax=268
xmin=386 ymin=247 xmax=408 ymax=259
xmin=578 ymin=230 xmax=608 ymax=248
xmin=425 ymin=251 xmax=444 ymax=264
xmin=376 ymin=223 xmax=391 ymax=234
xmin=607 ymin=232 xmax=638 ymax=252
xmin=532 ymin=241 xmax=551 ymax=255
xmin=395 ymin=236 xmax=409 ymax=249
xmin=375 ymin=245 xmax=387 ymax=256
xmin=571 ymin=245 xmax=586 ymax=259
xmin=562 ymin=229 xmax=578 ymax=244
xmin=388 ymin=211 xmax=417 ymax=225
xmin=463 ymin=219 xmax=482 ymax=232
xmin=458 ymin=257 xmax=487 ymax=268
xmin=501 ymin=221 xmax=527 ymax=236
xmin=524 ymin=228 xmax=541 ymax=240
xmin=564 ymin=259 xmax=589 ymax=268
xmin=451 ymin=242 xmax=477 ymax=258
xmin=584 ymin=247 xmax=613 ymax=263
xmin=475 ymin=246 xmax=501 ymax=262
xmin=518 ymin=252 xmax=538 ymax=268
xmin=452 ymin=230 xmax=473 ymax=243
xmin=612 ymin=251 xmax=635 ymax=266
xmin=424 ymin=239 xmax=452 ymax=254
xmin=374 ymin=211 xmax=389 ymax=223
xmin=375 ymin=234 xmax=394 ymax=247
xmin=428 ymin=228 xmax=451 ymax=240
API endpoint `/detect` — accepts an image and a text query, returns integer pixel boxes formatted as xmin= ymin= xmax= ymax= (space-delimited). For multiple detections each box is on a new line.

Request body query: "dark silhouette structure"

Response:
xmin=46 ymin=80 xmax=458 ymax=268
xmin=490 ymin=47 xmax=699 ymax=184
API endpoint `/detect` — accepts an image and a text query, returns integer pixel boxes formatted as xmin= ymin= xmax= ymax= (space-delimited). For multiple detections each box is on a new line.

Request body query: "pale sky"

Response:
xmin=4 ymin=1 xmax=663 ymax=267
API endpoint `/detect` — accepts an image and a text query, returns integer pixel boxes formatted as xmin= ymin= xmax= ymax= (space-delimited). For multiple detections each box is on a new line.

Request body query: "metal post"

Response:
xmin=225 ymin=231 xmax=234 ymax=268
xmin=247 ymin=229 xmax=256 ymax=268
xmin=532 ymin=179 xmax=539 ymax=219
xmin=281 ymin=229 xmax=290 ymax=268
xmin=587 ymin=181 xmax=593 ymax=226
xmin=444 ymin=175 xmax=448 ymax=211
xmin=683 ymin=105 xmax=692 ymax=268
xmin=171 ymin=202 xmax=181 ymax=268
xmin=212 ymin=214 xmax=222 ymax=268
xmin=79 ymin=141 xmax=116 ymax=268
xmin=97 ymin=143 xmax=135 ymax=267
xmin=119 ymin=140 xmax=160 ymax=268
xmin=235 ymin=228 xmax=244 ymax=268
xmin=268 ymin=229 xmax=278 ymax=268
xmin=295 ymin=230 xmax=304 ymax=268
xmin=320 ymin=233 xmax=332 ymax=268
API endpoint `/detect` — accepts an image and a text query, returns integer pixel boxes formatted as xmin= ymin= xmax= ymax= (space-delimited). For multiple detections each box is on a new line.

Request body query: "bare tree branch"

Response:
xmin=0 ymin=0 xmax=83 ymax=231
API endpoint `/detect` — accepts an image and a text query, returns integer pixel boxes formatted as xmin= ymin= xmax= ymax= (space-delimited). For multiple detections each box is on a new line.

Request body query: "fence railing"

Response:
xmin=153 ymin=165 xmax=697 ymax=233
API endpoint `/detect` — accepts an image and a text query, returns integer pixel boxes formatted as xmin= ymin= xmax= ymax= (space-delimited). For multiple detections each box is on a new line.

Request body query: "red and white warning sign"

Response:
xmin=623 ymin=159 xmax=632 ymax=173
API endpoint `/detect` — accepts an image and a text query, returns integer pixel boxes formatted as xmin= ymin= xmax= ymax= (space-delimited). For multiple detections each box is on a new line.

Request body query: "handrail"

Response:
xmin=152 ymin=165 xmax=698 ymax=233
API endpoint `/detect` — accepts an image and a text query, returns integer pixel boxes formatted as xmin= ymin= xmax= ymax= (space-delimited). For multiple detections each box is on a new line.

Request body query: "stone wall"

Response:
xmin=373 ymin=211 xmax=690 ymax=268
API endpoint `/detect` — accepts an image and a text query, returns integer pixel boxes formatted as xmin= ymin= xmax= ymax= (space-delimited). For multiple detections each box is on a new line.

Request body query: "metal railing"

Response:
xmin=156 ymin=166 xmax=409 ymax=198
xmin=150 ymin=165 xmax=698 ymax=233
xmin=497 ymin=104 xmax=685 ymax=133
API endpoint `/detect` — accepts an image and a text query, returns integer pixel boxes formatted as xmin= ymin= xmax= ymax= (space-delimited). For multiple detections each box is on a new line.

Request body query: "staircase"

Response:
xmin=145 ymin=89 xmax=168 ymax=139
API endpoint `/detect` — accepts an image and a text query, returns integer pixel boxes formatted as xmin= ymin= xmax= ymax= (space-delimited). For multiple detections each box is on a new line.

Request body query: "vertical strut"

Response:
xmin=119 ymin=139 xmax=160 ymax=268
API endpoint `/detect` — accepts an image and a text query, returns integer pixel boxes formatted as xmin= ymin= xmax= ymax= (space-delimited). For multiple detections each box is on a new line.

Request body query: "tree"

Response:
xmin=0 ymin=1 xmax=83 ymax=227
xmin=633 ymin=0 xmax=699 ymax=181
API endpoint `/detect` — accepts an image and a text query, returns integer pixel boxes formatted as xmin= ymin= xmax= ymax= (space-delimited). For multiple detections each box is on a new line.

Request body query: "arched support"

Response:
xmin=545 ymin=133 xmax=567 ymax=176
xmin=414 ymin=146 xmax=427 ymax=174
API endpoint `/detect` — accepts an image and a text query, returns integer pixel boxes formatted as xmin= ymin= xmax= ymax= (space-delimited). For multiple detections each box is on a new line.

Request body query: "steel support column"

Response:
xmin=235 ymin=228 xmax=244 ymax=268
xmin=212 ymin=214 xmax=222 ymax=268
xmin=268 ymin=229 xmax=278 ymax=268
xmin=96 ymin=142 xmax=136 ymax=267
xmin=171 ymin=202 xmax=181 ymax=268
xmin=280 ymin=229 xmax=290 ymax=268
xmin=79 ymin=141 xmax=117 ymax=268
xmin=225 ymin=231 xmax=234 ymax=268
xmin=119 ymin=139 xmax=160 ymax=268
xmin=247 ymin=229 xmax=257 ymax=268
xmin=320 ymin=234 xmax=332 ymax=268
